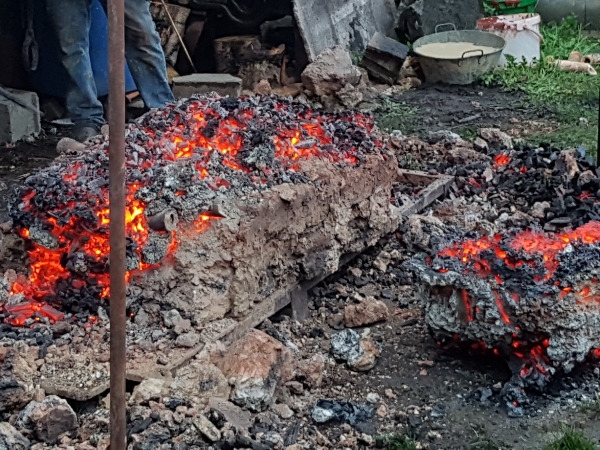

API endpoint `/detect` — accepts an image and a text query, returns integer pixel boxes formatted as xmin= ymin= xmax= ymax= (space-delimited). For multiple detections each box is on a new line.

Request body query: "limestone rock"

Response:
xmin=192 ymin=414 xmax=221 ymax=442
xmin=301 ymin=46 xmax=361 ymax=97
xmin=207 ymin=397 xmax=252 ymax=431
xmin=272 ymin=403 xmax=294 ymax=419
xmin=0 ymin=422 xmax=30 ymax=450
xmin=214 ymin=329 xmax=295 ymax=412
xmin=372 ymin=251 xmax=392 ymax=272
xmin=344 ymin=296 xmax=390 ymax=327
xmin=479 ymin=128 xmax=513 ymax=149
xmin=169 ymin=361 xmax=230 ymax=407
xmin=531 ymin=201 xmax=550 ymax=219
xmin=56 ymin=137 xmax=86 ymax=156
xmin=175 ymin=332 xmax=200 ymax=348
xmin=161 ymin=309 xmax=183 ymax=328
xmin=348 ymin=336 xmax=381 ymax=372
xmin=578 ymin=169 xmax=596 ymax=187
xmin=336 ymin=83 xmax=363 ymax=108
xmin=254 ymin=79 xmax=273 ymax=95
xmin=0 ymin=348 xmax=35 ymax=413
xmin=129 ymin=378 xmax=166 ymax=405
xmin=555 ymin=149 xmax=580 ymax=181
xmin=331 ymin=330 xmax=380 ymax=372
xmin=296 ymin=354 xmax=325 ymax=388
xmin=16 ymin=396 xmax=77 ymax=444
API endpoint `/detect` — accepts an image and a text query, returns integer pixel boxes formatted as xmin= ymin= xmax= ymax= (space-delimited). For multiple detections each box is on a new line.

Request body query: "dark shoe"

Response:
xmin=71 ymin=124 xmax=101 ymax=143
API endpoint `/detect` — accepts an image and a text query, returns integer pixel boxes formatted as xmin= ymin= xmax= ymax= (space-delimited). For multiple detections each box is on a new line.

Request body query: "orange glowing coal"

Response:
xmin=439 ymin=222 xmax=600 ymax=282
xmin=5 ymin=97 xmax=376 ymax=325
xmin=493 ymin=154 xmax=510 ymax=167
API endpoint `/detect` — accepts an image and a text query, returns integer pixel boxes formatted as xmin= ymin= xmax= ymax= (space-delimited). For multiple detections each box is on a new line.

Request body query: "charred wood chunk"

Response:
xmin=147 ymin=209 xmax=179 ymax=232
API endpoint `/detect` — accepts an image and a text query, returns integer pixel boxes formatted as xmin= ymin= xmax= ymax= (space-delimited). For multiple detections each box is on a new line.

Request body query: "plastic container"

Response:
xmin=485 ymin=0 xmax=538 ymax=14
xmin=476 ymin=13 xmax=542 ymax=66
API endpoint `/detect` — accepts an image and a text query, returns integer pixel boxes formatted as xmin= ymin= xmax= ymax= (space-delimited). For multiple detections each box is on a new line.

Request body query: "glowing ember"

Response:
xmin=6 ymin=95 xmax=381 ymax=325
xmin=493 ymin=153 xmax=510 ymax=167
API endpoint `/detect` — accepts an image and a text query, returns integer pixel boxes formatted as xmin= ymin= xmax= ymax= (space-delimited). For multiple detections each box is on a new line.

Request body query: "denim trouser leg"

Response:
xmin=46 ymin=0 xmax=105 ymax=127
xmin=98 ymin=0 xmax=175 ymax=108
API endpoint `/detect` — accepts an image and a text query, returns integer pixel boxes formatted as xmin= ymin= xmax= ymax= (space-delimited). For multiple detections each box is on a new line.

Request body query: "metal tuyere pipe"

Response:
xmin=107 ymin=0 xmax=127 ymax=448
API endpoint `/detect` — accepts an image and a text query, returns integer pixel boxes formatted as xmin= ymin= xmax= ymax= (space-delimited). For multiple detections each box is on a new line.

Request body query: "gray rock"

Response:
xmin=208 ymin=397 xmax=252 ymax=431
xmin=161 ymin=309 xmax=183 ymax=328
xmin=129 ymin=378 xmax=166 ymax=405
xmin=331 ymin=330 xmax=380 ymax=372
xmin=272 ymin=403 xmax=294 ymax=419
xmin=16 ymin=396 xmax=77 ymax=444
xmin=0 ymin=422 xmax=30 ymax=450
xmin=175 ymin=332 xmax=200 ymax=348
xmin=169 ymin=361 xmax=230 ymax=405
xmin=192 ymin=414 xmax=221 ymax=442
xmin=331 ymin=329 xmax=362 ymax=362
xmin=301 ymin=46 xmax=362 ymax=97
xmin=134 ymin=308 xmax=150 ymax=327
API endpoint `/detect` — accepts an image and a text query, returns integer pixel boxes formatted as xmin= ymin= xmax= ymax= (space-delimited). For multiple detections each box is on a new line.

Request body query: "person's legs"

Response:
xmin=45 ymin=0 xmax=105 ymax=131
xmin=116 ymin=0 xmax=174 ymax=108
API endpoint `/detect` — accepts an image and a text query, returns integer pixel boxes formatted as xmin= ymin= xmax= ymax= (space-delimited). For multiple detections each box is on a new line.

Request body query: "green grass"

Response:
xmin=544 ymin=429 xmax=597 ymax=450
xmin=374 ymin=98 xmax=418 ymax=134
xmin=381 ymin=433 xmax=419 ymax=450
xmin=581 ymin=393 xmax=600 ymax=419
xmin=480 ymin=16 xmax=600 ymax=151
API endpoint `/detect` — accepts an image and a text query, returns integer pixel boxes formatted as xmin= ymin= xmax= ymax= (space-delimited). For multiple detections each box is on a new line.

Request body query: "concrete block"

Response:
xmin=172 ymin=74 xmax=242 ymax=98
xmin=0 ymin=89 xmax=41 ymax=144
xmin=293 ymin=0 xmax=397 ymax=62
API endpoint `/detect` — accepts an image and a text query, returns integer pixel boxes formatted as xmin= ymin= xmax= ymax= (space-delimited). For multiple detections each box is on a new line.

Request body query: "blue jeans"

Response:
xmin=46 ymin=0 xmax=174 ymax=127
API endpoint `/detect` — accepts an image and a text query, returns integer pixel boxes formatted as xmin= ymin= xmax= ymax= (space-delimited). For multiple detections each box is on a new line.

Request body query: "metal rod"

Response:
xmin=597 ymin=87 xmax=600 ymax=167
xmin=159 ymin=0 xmax=197 ymax=72
xmin=107 ymin=0 xmax=127 ymax=447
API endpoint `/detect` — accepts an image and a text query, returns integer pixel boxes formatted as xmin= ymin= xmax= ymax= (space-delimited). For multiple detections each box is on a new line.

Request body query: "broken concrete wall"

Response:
xmin=293 ymin=0 xmax=397 ymax=62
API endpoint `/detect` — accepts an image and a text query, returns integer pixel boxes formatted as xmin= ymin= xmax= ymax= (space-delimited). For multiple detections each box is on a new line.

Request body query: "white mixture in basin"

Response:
xmin=417 ymin=42 xmax=496 ymax=59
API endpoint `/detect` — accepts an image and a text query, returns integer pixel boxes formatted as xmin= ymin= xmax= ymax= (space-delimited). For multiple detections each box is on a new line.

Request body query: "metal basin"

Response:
xmin=413 ymin=28 xmax=506 ymax=85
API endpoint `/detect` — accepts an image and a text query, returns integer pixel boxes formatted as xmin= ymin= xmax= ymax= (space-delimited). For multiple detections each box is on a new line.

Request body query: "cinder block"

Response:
xmin=0 ymin=89 xmax=41 ymax=144
xmin=172 ymin=74 xmax=242 ymax=98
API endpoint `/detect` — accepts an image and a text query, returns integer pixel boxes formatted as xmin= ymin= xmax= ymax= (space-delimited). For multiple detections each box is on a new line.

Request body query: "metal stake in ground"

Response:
xmin=107 ymin=0 xmax=127 ymax=448
xmin=597 ymin=87 xmax=600 ymax=167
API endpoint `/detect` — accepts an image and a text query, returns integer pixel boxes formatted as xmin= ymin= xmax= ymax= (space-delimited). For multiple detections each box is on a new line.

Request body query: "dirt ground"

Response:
xmin=296 ymin=239 xmax=600 ymax=450
xmin=1 ymin=88 xmax=598 ymax=450
xmin=376 ymin=84 xmax=558 ymax=145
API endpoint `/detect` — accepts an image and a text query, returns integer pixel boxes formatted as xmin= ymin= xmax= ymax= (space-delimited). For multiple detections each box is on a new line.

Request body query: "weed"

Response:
xmin=580 ymin=393 xmax=600 ymax=419
xmin=544 ymin=429 xmax=597 ymax=450
xmin=469 ymin=425 xmax=507 ymax=450
xmin=374 ymin=98 xmax=418 ymax=134
xmin=381 ymin=433 xmax=419 ymax=450
xmin=480 ymin=16 xmax=600 ymax=151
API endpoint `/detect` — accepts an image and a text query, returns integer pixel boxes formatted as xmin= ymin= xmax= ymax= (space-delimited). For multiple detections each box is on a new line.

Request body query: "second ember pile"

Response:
xmin=404 ymin=222 xmax=600 ymax=389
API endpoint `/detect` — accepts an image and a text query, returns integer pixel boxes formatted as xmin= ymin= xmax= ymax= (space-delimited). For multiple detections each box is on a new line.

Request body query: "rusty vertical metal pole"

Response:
xmin=107 ymin=0 xmax=127 ymax=447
